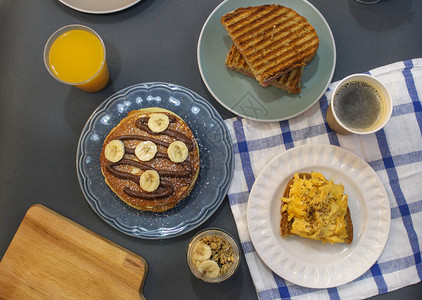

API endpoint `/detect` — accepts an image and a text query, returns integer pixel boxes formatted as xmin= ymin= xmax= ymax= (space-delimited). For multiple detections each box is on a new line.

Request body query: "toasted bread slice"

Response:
xmin=280 ymin=173 xmax=353 ymax=244
xmin=225 ymin=44 xmax=303 ymax=94
xmin=220 ymin=5 xmax=319 ymax=86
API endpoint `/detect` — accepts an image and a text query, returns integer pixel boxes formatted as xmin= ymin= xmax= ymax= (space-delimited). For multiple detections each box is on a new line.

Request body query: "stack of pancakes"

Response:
xmin=221 ymin=4 xmax=319 ymax=94
xmin=100 ymin=107 xmax=200 ymax=212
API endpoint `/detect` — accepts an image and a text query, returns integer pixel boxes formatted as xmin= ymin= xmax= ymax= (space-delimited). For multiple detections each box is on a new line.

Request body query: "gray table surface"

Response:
xmin=1 ymin=0 xmax=421 ymax=299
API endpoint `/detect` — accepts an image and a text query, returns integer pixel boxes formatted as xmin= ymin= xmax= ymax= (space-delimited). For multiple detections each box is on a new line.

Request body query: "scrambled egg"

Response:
xmin=281 ymin=172 xmax=349 ymax=244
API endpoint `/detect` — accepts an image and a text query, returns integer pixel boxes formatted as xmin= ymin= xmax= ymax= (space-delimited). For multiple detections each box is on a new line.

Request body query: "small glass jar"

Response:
xmin=187 ymin=228 xmax=240 ymax=283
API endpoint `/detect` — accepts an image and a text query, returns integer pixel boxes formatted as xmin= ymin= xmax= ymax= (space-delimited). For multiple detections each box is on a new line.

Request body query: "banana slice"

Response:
xmin=130 ymin=167 xmax=142 ymax=175
xmin=198 ymin=260 xmax=220 ymax=278
xmin=192 ymin=241 xmax=212 ymax=262
xmin=139 ymin=170 xmax=160 ymax=192
xmin=104 ymin=140 xmax=125 ymax=162
xmin=147 ymin=113 xmax=170 ymax=133
xmin=167 ymin=141 xmax=188 ymax=163
xmin=135 ymin=141 xmax=157 ymax=161
xmin=193 ymin=258 xmax=202 ymax=269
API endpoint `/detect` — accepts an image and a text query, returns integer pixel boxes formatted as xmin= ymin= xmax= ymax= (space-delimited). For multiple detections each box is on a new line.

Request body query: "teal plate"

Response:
xmin=198 ymin=0 xmax=336 ymax=121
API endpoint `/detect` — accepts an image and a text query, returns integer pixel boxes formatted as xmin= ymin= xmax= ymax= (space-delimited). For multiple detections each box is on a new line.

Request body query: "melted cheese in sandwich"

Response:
xmin=281 ymin=172 xmax=349 ymax=244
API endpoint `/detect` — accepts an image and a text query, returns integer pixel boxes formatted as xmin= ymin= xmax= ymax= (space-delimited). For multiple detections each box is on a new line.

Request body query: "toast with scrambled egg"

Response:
xmin=280 ymin=172 xmax=353 ymax=244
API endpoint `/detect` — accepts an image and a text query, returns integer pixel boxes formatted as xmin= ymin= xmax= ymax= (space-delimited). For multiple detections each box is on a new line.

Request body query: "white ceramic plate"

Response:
xmin=247 ymin=144 xmax=391 ymax=288
xmin=58 ymin=0 xmax=141 ymax=14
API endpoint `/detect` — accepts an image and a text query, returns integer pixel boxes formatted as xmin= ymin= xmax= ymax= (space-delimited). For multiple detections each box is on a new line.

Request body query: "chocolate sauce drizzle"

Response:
xmin=123 ymin=182 xmax=173 ymax=200
xmin=135 ymin=116 xmax=194 ymax=150
xmin=105 ymin=113 xmax=195 ymax=200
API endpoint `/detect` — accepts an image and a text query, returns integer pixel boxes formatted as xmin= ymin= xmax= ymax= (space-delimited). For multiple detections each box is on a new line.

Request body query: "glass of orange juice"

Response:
xmin=44 ymin=24 xmax=109 ymax=93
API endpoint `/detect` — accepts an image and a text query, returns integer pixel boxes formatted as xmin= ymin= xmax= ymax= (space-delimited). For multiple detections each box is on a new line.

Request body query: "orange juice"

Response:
xmin=46 ymin=26 xmax=109 ymax=92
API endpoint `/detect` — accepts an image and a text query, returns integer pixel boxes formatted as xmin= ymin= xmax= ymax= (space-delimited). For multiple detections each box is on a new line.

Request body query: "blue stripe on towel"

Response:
xmin=391 ymin=200 xmax=422 ymax=219
xmin=273 ymin=275 xmax=291 ymax=299
xmin=379 ymin=253 xmax=422 ymax=274
xmin=370 ymin=262 xmax=388 ymax=294
xmin=327 ymin=287 xmax=340 ymax=300
xmin=349 ymin=253 xmax=422 ymax=285
xmin=382 ymin=155 xmax=395 ymax=169
xmin=391 ymin=102 xmax=417 ymax=117
xmin=280 ymin=120 xmax=294 ymax=150
xmin=233 ymin=118 xmax=256 ymax=192
xmin=227 ymin=191 xmax=250 ymax=205
xmin=403 ymin=60 xmax=422 ymax=135
xmin=375 ymin=128 xmax=422 ymax=280
xmin=246 ymin=134 xmax=284 ymax=152
xmin=258 ymin=289 xmax=284 ymax=299
xmin=241 ymin=241 xmax=255 ymax=254
xmin=368 ymin=150 xmax=422 ymax=172
xmin=292 ymin=123 xmax=330 ymax=141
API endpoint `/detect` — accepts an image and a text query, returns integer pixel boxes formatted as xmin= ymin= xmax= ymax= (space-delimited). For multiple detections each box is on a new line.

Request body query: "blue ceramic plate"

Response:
xmin=76 ymin=83 xmax=234 ymax=239
xmin=198 ymin=0 xmax=336 ymax=121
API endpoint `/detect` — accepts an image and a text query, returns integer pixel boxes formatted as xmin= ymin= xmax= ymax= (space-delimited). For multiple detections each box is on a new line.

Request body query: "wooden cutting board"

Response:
xmin=0 ymin=204 xmax=148 ymax=299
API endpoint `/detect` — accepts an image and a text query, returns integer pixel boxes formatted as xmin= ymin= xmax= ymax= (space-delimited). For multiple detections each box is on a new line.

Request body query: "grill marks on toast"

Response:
xmin=229 ymin=6 xmax=289 ymax=42
xmin=225 ymin=44 xmax=303 ymax=93
xmin=221 ymin=5 xmax=319 ymax=86
xmin=225 ymin=45 xmax=250 ymax=74
xmin=272 ymin=67 xmax=303 ymax=94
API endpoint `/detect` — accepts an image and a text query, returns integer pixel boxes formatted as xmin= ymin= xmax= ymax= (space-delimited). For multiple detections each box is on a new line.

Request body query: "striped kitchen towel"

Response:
xmin=224 ymin=58 xmax=422 ymax=299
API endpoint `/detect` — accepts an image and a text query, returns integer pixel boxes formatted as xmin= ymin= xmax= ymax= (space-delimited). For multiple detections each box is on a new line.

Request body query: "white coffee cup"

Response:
xmin=326 ymin=74 xmax=392 ymax=135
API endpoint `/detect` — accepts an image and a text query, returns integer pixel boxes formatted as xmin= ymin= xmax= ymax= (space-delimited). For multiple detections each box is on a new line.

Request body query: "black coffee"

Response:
xmin=333 ymin=81 xmax=382 ymax=132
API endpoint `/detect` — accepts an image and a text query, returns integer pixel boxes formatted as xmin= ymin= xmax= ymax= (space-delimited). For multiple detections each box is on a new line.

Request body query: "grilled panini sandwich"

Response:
xmin=225 ymin=44 xmax=304 ymax=94
xmin=221 ymin=5 xmax=319 ymax=87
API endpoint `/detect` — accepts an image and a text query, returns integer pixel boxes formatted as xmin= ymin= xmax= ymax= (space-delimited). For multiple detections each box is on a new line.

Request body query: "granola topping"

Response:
xmin=198 ymin=235 xmax=234 ymax=276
